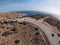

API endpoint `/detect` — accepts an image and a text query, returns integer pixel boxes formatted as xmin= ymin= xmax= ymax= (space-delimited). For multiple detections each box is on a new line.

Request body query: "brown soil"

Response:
xmin=0 ymin=12 xmax=26 ymax=21
xmin=0 ymin=20 xmax=49 ymax=45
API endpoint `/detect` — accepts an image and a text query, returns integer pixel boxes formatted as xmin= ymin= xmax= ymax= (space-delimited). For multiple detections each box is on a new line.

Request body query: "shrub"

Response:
xmin=1 ymin=31 xmax=12 ymax=37
xmin=14 ymin=40 xmax=20 ymax=44
xmin=10 ymin=27 xmax=17 ymax=33
xmin=34 ymin=28 xmax=39 ymax=30
xmin=30 ymin=14 xmax=47 ymax=20
xmin=19 ymin=22 xmax=27 ymax=25
xmin=44 ymin=18 xmax=58 ymax=26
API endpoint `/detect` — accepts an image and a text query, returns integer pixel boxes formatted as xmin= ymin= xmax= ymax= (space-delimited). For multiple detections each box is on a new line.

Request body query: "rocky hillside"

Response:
xmin=0 ymin=12 xmax=60 ymax=45
xmin=0 ymin=12 xmax=26 ymax=21
xmin=0 ymin=19 xmax=49 ymax=45
xmin=29 ymin=14 xmax=60 ymax=31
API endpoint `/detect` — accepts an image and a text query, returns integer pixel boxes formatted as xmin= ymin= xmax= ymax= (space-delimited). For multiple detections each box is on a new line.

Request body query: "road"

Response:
xmin=16 ymin=17 xmax=60 ymax=45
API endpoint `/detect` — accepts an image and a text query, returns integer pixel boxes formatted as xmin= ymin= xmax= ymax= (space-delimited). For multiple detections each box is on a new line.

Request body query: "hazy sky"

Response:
xmin=0 ymin=0 xmax=60 ymax=16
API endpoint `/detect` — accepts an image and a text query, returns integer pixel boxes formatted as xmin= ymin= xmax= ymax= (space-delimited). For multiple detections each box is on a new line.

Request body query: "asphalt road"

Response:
xmin=16 ymin=17 xmax=60 ymax=45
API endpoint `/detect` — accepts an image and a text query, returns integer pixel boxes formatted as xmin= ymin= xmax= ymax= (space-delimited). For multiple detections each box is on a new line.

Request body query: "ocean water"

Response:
xmin=16 ymin=11 xmax=60 ymax=20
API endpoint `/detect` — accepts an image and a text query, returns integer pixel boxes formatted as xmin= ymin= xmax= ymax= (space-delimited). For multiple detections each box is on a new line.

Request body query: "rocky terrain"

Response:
xmin=0 ymin=12 xmax=26 ymax=21
xmin=0 ymin=12 xmax=60 ymax=45
xmin=0 ymin=20 xmax=50 ymax=45
xmin=29 ymin=14 xmax=60 ymax=33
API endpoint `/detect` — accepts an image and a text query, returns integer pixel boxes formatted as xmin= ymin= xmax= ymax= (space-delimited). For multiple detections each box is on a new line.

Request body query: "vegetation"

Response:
xmin=30 ymin=14 xmax=48 ymax=20
xmin=1 ymin=26 xmax=5 ymax=28
xmin=57 ymin=21 xmax=60 ymax=31
xmin=14 ymin=40 xmax=20 ymax=44
xmin=1 ymin=31 xmax=12 ymax=37
xmin=44 ymin=18 xmax=57 ymax=26
xmin=51 ymin=34 xmax=54 ymax=37
xmin=35 ymin=32 xmax=39 ymax=35
xmin=10 ymin=27 xmax=17 ymax=33
xmin=34 ymin=28 xmax=39 ymax=30
xmin=57 ymin=34 xmax=60 ymax=37
xmin=44 ymin=18 xmax=60 ymax=31
xmin=3 ymin=21 xmax=8 ymax=24
xmin=19 ymin=22 xmax=27 ymax=25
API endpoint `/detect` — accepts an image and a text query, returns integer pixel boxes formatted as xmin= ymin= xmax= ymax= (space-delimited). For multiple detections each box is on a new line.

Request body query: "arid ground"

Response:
xmin=0 ymin=12 xmax=60 ymax=45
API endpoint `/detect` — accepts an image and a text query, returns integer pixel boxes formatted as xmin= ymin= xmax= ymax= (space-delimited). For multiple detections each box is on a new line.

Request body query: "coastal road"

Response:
xmin=16 ymin=17 xmax=60 ymax=45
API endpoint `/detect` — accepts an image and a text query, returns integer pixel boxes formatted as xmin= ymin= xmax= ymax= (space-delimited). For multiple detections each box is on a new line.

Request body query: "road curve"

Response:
xmin=16 ymin=17 xmax=60 ymax=45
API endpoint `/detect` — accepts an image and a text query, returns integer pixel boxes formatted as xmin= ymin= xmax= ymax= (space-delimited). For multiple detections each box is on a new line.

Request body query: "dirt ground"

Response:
xmin=0 ymin=20 xmax=49 ymax=45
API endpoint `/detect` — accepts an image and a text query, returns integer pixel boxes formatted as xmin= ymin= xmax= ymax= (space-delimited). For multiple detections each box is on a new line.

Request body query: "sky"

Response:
xmin=0 ymin=0 xmax=60 ymax=16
